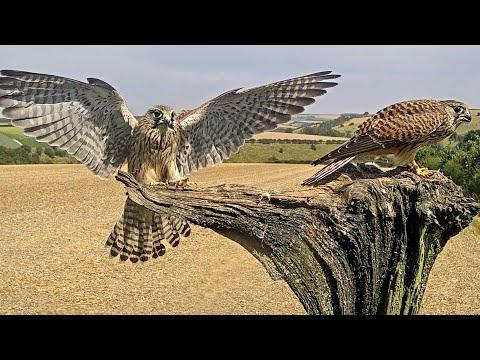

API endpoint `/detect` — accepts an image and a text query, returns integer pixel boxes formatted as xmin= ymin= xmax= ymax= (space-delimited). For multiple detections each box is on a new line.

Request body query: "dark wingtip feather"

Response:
xmin=310 ymin=157 xmax=325 ymax=166
xmin=302 ymin=156 xmax=355 ymax=186
xmin=87 ymin=78 xmax=116 ymax=91
xmin=309 ymin=70 xmax=332 ymax=76
xmin=1 ymin=69 xmax=41 ymax=78
xmin=1 ymin=70 xmax=20 ymax=77
xmin=311 ymin=151 xmax=336 ymax=166
xmin=213 ymin=87 xmax=243 ymax=98
xmin=318 ymin=82 xmax=338 ymax=89
xmin=310 ymin=71 xmax=341 ymax=79
xmin=309 ymin=89 xmax=327 ymax=97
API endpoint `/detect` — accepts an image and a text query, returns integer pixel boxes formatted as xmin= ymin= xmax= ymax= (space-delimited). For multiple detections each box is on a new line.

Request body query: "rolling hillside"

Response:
xmin=0 ymin=132 xmax=21 ymax=149
xmin=0 ymin=126 xmax=53 ymax=148
xmin=332 ymin=116 xmax=369 ymax=136
xmin=274 ymin=113 xmax=342 ymax=133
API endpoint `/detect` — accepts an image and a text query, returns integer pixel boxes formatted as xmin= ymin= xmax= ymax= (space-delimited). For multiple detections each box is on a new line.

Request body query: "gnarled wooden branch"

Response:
xmin=115 ymin=164 xmax=479 ymax=315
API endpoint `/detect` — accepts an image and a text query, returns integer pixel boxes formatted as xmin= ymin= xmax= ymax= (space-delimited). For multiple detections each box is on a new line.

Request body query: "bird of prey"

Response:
xmin=302 ymin=99 xmax=471 ymax=186
xmin=0 ymin=69 xmax=340 ymax=262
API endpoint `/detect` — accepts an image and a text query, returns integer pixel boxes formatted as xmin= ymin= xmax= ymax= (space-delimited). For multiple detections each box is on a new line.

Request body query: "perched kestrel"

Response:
xmin=302 ymin=99 xmax=471 ymax=186
xmin=0 ymin=69 xmax=340 ymax=262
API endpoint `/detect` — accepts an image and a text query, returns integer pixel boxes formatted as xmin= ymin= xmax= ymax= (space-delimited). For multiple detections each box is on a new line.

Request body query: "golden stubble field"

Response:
xmin=0 ymin=164 xmax=479 ymax=314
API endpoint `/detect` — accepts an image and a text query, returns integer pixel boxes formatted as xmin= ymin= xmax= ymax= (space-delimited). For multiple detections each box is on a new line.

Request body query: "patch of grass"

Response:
xmin=0 ymin=126 xmax=78 ymax=164
xmin=225 ymin=143 xmax=340 ymax=164
xmin=0 ymin=133 xmax=21 ymax=149
xmin=0 ymin=126 xmax=52 ymax=148
xmin=420 ymin=154 xmax=444 ymax=170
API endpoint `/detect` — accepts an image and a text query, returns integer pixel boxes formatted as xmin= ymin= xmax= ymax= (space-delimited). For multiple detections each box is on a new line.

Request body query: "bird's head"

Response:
xmin=145 ymin=105 xmax=176 ymax=131
xmin=441 ymin=100 xmax=471 ymax=124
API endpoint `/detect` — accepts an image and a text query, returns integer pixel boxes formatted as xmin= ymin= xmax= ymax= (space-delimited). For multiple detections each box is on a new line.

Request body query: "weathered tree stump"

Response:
xmin=115 ymin=164 xmax=479 ymax=315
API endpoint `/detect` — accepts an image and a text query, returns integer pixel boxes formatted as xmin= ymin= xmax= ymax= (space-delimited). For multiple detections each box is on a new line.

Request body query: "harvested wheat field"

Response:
xmin=0 ymin=164 xmax=479 ymax=314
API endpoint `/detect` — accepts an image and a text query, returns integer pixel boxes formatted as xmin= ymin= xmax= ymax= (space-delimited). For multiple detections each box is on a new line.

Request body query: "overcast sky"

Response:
xmin=1 ymin=45 xmax=478 ymax=114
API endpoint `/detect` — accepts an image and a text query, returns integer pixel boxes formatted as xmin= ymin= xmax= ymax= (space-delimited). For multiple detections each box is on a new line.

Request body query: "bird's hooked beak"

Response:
xmin=461 ymin=113 xmax=472 ymax=122
xmin=152 ymin=115 xmax=175 ymax=129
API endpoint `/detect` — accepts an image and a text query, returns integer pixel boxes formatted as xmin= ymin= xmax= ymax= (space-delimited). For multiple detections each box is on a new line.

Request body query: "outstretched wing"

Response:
xmin=175 ymin=71 xmax=340 ymax=177
xmin=0 ymin=70 xmax=137 ymax=179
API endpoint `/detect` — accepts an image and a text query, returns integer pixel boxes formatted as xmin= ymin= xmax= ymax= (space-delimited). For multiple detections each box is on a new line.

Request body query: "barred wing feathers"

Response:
xmin=175 ymin=71 xmax=340 ymax=177
xmin=0 ymin=70 xmax=137 ymax=179
xmin=311 ymin=99 xmax=449 ymax=166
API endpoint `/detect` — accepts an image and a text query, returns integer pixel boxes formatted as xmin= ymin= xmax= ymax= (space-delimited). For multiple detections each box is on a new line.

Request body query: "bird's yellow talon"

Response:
xmin=165 ymin=178 xmax=193 ymax=189
xmin=150 ymin=181 xmax=166 ymax=187
xmin=414 ymin=167 xmax=437 ymax=177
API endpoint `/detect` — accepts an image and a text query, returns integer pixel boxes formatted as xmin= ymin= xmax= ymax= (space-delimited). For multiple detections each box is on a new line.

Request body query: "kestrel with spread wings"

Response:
xmin=302 ymin=99 xmax=471 ymax=186
xmin=0 ymin=69 xmax=340 ymax=262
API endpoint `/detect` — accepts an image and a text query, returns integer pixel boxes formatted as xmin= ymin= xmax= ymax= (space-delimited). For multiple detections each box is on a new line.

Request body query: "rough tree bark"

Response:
xmin=115 ymin=164 xmax=479 ymax=315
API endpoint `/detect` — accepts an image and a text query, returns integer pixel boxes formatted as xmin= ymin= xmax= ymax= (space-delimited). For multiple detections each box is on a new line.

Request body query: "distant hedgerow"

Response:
xmin=416 ymin=130 xmax=480 ymax=199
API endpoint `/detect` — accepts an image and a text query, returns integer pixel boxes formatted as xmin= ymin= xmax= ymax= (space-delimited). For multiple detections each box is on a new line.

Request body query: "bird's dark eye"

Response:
xmin=171 ymin=111 xmax=176 ymax=120
xmin=454 ymin=106 xmax=462 ymax=114
xmin=152 ymin=110 xmax=163 ymax=118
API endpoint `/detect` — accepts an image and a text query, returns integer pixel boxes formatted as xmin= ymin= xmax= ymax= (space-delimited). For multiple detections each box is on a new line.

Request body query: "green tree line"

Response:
xmin=416 ymin=130 xmax=480 ymax=198
xmin=0 ymin=144 xmax=78 ymax=165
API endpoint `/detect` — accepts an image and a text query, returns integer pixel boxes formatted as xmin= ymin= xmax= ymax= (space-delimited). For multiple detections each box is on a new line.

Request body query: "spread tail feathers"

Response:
xmin=106 ymin=198 xmax=191 ymax=263
xmin=302 ymin=156 xmax=356 ymax=186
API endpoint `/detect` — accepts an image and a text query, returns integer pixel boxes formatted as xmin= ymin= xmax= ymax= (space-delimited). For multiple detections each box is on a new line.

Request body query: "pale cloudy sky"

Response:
xmin=1 ymin=45 xmax=479 ymax=114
